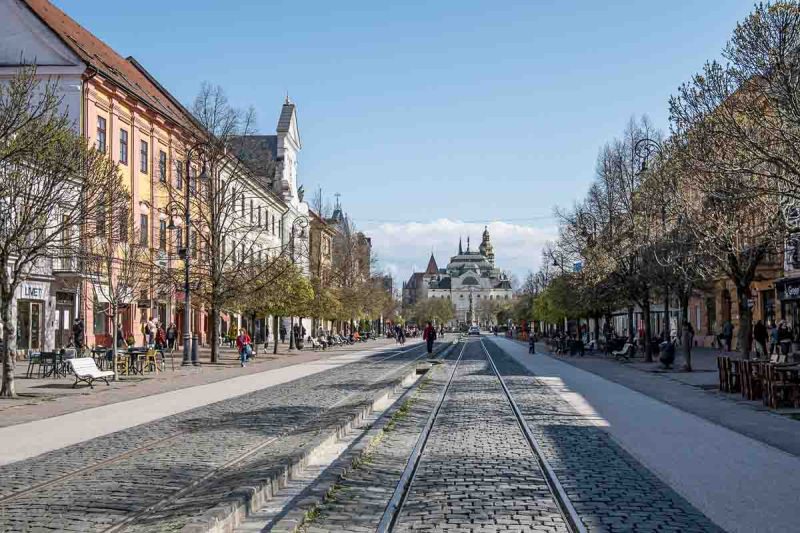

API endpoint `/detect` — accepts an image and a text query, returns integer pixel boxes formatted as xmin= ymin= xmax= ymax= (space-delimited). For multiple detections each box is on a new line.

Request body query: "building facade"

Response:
xmin=403 ymin=228 xmax=513 ymax=326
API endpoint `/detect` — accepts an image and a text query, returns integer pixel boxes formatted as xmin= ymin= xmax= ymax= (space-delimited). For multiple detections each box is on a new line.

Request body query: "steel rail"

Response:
xmin=107 ymin=340 xmax=451 ymax=532
xmin=0 ymin=341 xmax=433 ymax=508
xmin=376 ymin=339 xmax=467 ymax=533
xmin=480 ymin=338 xmax=587 ymax=533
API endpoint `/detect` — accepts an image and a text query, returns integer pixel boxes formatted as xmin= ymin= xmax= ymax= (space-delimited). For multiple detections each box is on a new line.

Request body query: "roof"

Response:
xmin=425 ymin=254 xmax=438 ymax=275
xmin=23 ymin=0 xmax=196 ymax=132
xmin=234 ymin=135 xmax=278 ymax=171
xmin=277 ymin=102 xmax=295 ymax=133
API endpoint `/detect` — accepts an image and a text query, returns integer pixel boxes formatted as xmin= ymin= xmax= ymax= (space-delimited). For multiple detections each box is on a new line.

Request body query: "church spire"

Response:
xmin=467 ymin=236 xmax=470 ymax=252
xmin=458 ymin=236 xmax=463 ymax=255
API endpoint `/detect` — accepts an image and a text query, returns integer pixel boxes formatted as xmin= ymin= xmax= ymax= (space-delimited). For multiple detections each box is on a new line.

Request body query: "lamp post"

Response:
xmin=167 ymin=145 xmax=208 ymax=366
xmin=288 ymin=215 xmax=309 ymax=351
xmin=635 ymin=137 xmax=671 ymax=341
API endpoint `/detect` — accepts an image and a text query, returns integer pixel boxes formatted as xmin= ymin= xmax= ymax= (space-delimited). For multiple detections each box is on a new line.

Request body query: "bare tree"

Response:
xmin=0 ymin=66 xmax=128 ymax=397
xmin=163 ymin=83 xmax=292 ymax=363
xmin=83 ymin=223 xmax=150 ymax=379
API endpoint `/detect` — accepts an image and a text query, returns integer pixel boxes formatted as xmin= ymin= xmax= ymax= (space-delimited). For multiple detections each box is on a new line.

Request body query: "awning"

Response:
xmin=91 ymin=284 xmax=134 ymax=305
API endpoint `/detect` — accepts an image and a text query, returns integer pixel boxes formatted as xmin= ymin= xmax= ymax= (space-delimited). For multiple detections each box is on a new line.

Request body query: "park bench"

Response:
xmin=68 ymin=357 xmax=115 ymax=389
xmin=308 ymin=337 xmax=322 ymax=351
xmin=612 ymin=343 xmax=634 ymax=361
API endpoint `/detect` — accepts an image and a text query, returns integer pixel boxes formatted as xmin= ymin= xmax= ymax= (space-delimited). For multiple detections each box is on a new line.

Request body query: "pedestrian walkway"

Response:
xmin=0 ymin=338 xmax=398 ymax=428
xmin=0 ymin=339 xmax=419 ymax=466
xmin=541 ymin=342 xmax=800 ymax=457
xmin=492 ymin=337 xmax=800 ymax=533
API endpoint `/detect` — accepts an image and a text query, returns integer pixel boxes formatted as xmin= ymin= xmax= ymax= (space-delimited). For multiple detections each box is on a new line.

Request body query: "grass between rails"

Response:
xmin=296 ymin=367 xmax=437 ymax=532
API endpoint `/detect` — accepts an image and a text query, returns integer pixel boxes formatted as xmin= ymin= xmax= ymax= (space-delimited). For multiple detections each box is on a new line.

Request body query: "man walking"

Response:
xmin=71 ymin=317 xmax=84 ymax=353
xmin=423 ymin=321 xmax=436 ymax=355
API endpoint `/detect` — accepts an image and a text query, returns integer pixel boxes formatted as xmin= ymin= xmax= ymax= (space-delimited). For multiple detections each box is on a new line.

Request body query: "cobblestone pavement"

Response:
xmin=483 ymin=338 xmax=724 ymax=532
xmin=393 ymin=340 xmax=568 ymax=532
xmin=300 ymin=350 xmax=458 ymax=533
xmin=0 ymin=338 xmax=402 ymax=428
xmin=0 ymin=342 xmax=434 ymax=532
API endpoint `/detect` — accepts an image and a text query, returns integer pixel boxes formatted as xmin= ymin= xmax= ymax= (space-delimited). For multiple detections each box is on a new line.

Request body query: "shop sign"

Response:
xmin=137 ymin=299 xmax=152 ymax=309
xmin=780 ymin=280 xmax=800 ymax=300
xmin=56 ymin=292 xmax=75 ymax=305
xmin=18 ymin=282 xmax=46 ymax=300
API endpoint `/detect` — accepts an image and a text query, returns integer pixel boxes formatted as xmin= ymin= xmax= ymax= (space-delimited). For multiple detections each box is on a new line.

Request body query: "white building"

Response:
xmin=404 ymin=227 xmax=513 ymax=326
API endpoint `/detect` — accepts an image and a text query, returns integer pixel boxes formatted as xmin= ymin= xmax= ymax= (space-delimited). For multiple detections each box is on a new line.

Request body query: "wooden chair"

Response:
xmin=717 ymin=356 xmax=728 ymax=392
xmin=114 ymin=354 xmax=129 ymax=376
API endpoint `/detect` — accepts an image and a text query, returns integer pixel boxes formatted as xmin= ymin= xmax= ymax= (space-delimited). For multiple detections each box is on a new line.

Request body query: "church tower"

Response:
xmin=479 ymin=226 xmax=495 ymax=267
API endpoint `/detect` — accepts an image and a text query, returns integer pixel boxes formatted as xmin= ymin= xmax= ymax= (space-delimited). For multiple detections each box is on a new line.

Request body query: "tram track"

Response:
xmin=376 ymin=337 xmax=586 ymax=533
xmin=0 ymin=340 xmax=441 ymax=531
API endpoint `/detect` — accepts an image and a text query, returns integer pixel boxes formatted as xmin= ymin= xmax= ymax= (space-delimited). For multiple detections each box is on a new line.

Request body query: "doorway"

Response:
xmin=16 ymin=300 xmax=43 ymax=351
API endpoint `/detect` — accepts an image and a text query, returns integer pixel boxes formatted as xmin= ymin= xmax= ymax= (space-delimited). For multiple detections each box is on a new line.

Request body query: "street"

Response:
xmin=3 ymin=336 xmax=798 ymax=531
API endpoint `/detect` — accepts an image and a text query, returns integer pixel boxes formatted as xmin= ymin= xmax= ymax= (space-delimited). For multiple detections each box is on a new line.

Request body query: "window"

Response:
xmin=240 ymin=194 xmax=245 ymax=215
xmin=175 ymin=228 xmax=183 ymax=252
xmin=159 ymin=220 xmax=167 ymax=251
xmin=159 ymin=151 xmax=167 ymax=183
xmin=258 ymin=206 xmax=262 ymax=227
xmin=189 ymin=168 xmax=196 ymax=194
xmin=140 ymin=214 xmax=149 ymax=245
xmin=250 ymin=200 xmax=254 ymax=224
xmin=191 ymin=230 xmax=197 ymax=258
xmin=272 ymin=214 xmax=276 ymax=235
xmin=140 ymin=141 xmax=148 ymax=173
xmin=119 ymin=129 xmax=128 ymax=164
xmin=96 ymin=117 xmax=106 ymax=152
xmin=175 ymin=161 xmax=183 ymax=189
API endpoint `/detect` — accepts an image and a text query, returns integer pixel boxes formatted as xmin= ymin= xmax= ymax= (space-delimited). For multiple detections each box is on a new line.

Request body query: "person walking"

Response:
xmin=753 ymin=320 xmax=768 ymax=358
xmin=722 ymin=319 xmax=733 ymax=352
xmin=423 ymin=321 xmax=436 ymax=355
xmin=155 ymin=323 xmax=167 ymax=350
xmin=236 ymin=328 xmax=252 ymax=367
xmin=769 ymin=320 xmax=779 ymax=355
xmin=280 ymin=325 xmax=287 ymax=344
xmin=528 ymin=333 xmax=536 ymax=354
xmin=778 ymin=320 xmax=792 ymax=356
xmin=72 ymin=317 xmax=84 ymax=353
xmin=166 ymin=323 xmax=177 ymax=350
xmin=264 ymin=322 xmax=270 ymax=351
xmin=681 ymin=320 xmax=695 ymax=372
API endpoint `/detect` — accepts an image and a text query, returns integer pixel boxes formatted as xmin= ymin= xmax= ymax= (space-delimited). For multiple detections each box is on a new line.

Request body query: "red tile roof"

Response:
xmin=24 ymin=0 xmax=196 ymax=132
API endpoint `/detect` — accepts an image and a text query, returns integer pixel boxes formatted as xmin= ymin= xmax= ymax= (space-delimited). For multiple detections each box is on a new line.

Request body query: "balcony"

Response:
xmin=52 ymin=256 xmax=79 ymax=273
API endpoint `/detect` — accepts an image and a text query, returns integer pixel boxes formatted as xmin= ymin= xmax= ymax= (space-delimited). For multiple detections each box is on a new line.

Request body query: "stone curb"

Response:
xmin=269 ymin=341 xmax=457 ymax=533
xmin=179 ymin=342 xmax=451 ymax=533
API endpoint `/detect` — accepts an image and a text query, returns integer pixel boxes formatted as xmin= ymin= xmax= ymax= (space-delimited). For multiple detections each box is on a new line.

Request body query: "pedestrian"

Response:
xmin=264 ymin=322 xmax=270 ymax=350
xmin=722 ymin=319 xmax=733 ymax=352
xmin=280 ymin=324 xmax=287 ymax=344
xmin=236 ymin=328 xmax=252 ymax=367
xmin=166 ymin=322 xmax=177 ymax=350
xmin=778 ymin=320 xmax=792 ymax=356
xmin=155 ymin=323 xmax=167 ymax=350
xmin=769 ymin=320 xmax=779 ymax=355
xmin=72 ymin=317 xmax=84 ymax=353
xmin=753 ymin=320 xmax=768 ymax=358
xmin=423 ymin=321 xmax=436 ymax=355
xmin=528 ymin=333 xmax=536 ymax=354
xmin=681 ymin=320 xmax=695 ymax=372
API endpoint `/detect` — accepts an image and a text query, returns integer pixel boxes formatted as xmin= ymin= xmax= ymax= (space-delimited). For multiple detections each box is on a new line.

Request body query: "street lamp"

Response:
xmin=167 ymin=145 xmax=209 ymax=366
xmin=288 ymin=215 xmax=309 ymax=351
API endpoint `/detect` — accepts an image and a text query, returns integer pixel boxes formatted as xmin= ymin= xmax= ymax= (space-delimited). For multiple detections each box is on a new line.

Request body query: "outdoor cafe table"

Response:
xmin=126 ymin=347 xmax=147 ymax=375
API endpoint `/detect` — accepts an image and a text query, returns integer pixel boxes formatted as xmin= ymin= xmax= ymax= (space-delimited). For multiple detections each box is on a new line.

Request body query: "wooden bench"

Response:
xmin=69 ymin=357 xmax=115 ymax=389
xmin=612 ymin=343 xmax=634 ymax=361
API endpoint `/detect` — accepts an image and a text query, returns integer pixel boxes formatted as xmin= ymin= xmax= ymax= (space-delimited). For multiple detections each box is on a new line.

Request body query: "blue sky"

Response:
xmin=54 ymin=0 xmax=756 ymax=281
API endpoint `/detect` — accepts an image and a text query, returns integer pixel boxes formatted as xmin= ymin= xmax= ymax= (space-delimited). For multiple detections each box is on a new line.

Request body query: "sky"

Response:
xmin=53 ymin=0 xmax=757 ymax=283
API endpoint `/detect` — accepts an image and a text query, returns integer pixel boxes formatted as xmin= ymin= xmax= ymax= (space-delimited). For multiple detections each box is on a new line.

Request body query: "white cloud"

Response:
xmin=363 ymin=218 xmax=558 ymax=284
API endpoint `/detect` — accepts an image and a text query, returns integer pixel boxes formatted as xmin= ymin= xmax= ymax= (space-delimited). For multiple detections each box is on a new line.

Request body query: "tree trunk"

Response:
xmin=679 ymin=291 xmax=691 ymax=371
xmin=737 ymin=284 xmax=753 ymax=360
xmin=210 ymin=304 xmax=219 ymax=363
xmin=0 ymin=291 xmax=17 ymax=398
xmin=642 ymin=296 xmax=653 ymax=363
xmin=112 ymin=306 xmax=119 ymax=381
xmin=627 ymin=306 xmax=634 ymax=343
xmin=664 ymin=284 xmax=670 ymax=339
xmin=592 ymin=313 xmax=600 ymax=344
xmin=273 ymin=315 xmax=279 ymax=355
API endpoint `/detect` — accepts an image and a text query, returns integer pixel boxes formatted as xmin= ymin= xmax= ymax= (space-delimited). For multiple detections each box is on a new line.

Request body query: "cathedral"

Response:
xmin=402 ymin=227 xmax=513 ymax=325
